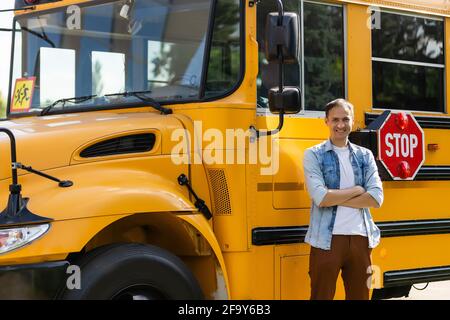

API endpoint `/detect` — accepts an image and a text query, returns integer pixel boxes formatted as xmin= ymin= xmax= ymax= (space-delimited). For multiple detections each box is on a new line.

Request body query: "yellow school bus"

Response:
xmin=0 ymin=0 xmax=450 ymax=299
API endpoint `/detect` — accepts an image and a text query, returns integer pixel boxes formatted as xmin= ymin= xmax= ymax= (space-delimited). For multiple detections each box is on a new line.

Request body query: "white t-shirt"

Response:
xmin=332 ymin=145 xmax=367 ymax=237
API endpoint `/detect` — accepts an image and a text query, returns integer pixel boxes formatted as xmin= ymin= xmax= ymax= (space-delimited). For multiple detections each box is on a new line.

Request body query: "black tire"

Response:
xmin=60 ymin=243 xmax=203 ymax=300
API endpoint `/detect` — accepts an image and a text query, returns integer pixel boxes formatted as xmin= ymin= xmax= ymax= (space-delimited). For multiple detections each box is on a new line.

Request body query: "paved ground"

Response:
xmin=391 ymin=280 xmax=450 ymax=300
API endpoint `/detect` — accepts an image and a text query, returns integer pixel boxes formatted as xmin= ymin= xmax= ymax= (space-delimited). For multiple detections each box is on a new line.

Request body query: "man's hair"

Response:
xmin=325 ymin=98 xmax=354 ymax=118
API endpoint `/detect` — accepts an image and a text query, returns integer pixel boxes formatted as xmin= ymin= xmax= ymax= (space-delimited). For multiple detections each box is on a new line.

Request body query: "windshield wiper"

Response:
xmin=40 ymin=95 xmax=97 ymax=116
xmin=105 ymin=90 xmax=173 ymax=115
xmin=0 ymin=27 xmax=55 ymax=47
xmin=22 ymin=26 xmax=55 ymax=48
xmin=0 ymin=6 xmax=36 ymax=13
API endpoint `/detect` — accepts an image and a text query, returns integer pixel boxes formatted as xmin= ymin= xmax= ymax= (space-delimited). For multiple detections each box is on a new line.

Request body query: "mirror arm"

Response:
xmin=250 ymin=110 xmax=284 ymax=138
xmin=0 ymin=128 xmax=19 ymax=185
xmin=276 ymin=0 xmax=284 ymax=99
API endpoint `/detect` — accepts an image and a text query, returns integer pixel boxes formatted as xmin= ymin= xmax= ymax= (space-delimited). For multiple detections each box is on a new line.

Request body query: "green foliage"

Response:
xmin=303 ymin=3 xmax=344 ymax=111
xmin=205 ymin=0 xmax=240 ymax=94
xmin=256 ymin=0 xmax=344 ymax=112
xmin=0 ymin=90 xmax=6 ymax=118
xmin=92 ymin=60 xmax=104 ymax=96
xmin=372 ymin=13 xmax=444 ymax=111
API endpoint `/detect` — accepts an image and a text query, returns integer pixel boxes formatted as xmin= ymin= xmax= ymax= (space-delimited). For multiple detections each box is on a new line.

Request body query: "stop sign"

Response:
xmin=378 ymin=112 xmax=425 ymax=180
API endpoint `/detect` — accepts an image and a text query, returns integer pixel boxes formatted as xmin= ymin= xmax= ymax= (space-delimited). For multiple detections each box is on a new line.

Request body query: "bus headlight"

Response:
xmin=0 ymin=224 xmax=50 ymax=254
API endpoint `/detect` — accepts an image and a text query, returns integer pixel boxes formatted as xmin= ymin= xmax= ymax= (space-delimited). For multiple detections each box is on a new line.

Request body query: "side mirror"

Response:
xmin=265 ymin=12 xmax=300 ymax=64
xmin=268 ymin=86 xmax=301 ymax=114
xmin=265 ymin=9 xmax=301 ymax=115
xmin=251 ymin=1 xmax=301 ymax=138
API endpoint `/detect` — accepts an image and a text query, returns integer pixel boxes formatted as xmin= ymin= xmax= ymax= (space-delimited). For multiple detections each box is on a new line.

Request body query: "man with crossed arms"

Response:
xmin=303 ymin=98 xmax=384 ymax=300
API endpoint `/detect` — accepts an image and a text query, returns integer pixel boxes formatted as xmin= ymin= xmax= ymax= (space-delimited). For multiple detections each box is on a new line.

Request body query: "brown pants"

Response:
xmin=309 ymin=235 xmax=373 ymax=300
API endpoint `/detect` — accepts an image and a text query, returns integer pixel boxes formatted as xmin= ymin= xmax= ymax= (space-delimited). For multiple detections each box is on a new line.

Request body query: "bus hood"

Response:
xmin=0 ymin=111 xmax=186 ymax=181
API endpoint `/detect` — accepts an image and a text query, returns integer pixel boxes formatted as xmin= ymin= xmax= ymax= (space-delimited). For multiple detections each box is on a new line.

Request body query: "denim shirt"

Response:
xmin=303 ymin=139 xmax=383 ymax=250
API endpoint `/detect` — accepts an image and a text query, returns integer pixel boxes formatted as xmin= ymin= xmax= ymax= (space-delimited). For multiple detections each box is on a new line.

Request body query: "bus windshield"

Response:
xmin=8 ymin=0 xmax=213 ymax=114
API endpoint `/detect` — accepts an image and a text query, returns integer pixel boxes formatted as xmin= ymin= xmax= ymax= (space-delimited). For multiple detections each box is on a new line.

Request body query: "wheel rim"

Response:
xmin=112 ymin=285 xmax=166 ymax=300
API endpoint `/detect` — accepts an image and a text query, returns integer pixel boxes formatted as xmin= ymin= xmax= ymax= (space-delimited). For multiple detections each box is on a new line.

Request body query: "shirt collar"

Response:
xmin=325 ymin=139 xmax=356 ymax=152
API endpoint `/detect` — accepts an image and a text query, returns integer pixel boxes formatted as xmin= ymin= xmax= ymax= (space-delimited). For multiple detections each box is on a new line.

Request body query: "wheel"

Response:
xmin=60 ymin=243 xmax=203 ymax=300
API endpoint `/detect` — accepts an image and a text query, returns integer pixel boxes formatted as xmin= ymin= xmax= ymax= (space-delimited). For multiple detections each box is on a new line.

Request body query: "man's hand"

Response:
xmin=319 ymin=185 xmax=365 ymax=208
xmin=353 ymin=186 xmax=365 ymax=195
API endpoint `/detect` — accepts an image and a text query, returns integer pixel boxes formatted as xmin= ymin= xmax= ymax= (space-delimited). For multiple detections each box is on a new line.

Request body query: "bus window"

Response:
xmin=0 ymin=28 xmax=15 ymax=118
xmin=91 ymin=51 xmax=125 ymax=96
xmin=303 ymin=1 xmax=344 ymax=112
xmin=147 ymin=40 xmax=203 ymax=91
xmin=204 ymin=0 xmax=241 ymax=98
xmin=9 ymin=0 xmax=213 ymax=114
xmin=147 ymin=40 xmax=171 ymax=89
xmin=372 ymin=11 xmax=444 ymax=112
xmin=40 ymin=47 xmax=75 ymax=106
xmin=257 ymin=0 xmax=344 ymax=113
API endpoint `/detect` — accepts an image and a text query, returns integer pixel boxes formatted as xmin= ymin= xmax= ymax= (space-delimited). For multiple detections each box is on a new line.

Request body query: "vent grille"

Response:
xmin=208 ymin=169 xmax=232 ymax=215
xmin=80 ymin=133 xmax=156 ymax=158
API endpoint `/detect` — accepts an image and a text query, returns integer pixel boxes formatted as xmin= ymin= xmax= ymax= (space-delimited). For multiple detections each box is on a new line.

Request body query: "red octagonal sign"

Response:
xmin=378 ymin=112 xmax=425 ymax=180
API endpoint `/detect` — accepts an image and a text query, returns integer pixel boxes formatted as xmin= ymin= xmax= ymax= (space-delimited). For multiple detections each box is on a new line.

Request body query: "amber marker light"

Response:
xmin=428 ymin=144 xmax=440 ymax=152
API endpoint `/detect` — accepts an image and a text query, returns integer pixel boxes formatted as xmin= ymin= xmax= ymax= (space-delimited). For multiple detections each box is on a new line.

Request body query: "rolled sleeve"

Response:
xmin=364 ymin=151 xmax=384 ymax=207
xmin=303 ymin=149 xmax=328 ymax=207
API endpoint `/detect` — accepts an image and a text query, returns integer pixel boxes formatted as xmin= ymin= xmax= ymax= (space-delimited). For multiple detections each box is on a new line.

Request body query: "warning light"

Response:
xmin=395 ymin=112 xmax=409 ymax=130
xmin=397 ymin=161 xmax=411 ymax=180
xmin=24 ymin=0 xmax=39 ymax=4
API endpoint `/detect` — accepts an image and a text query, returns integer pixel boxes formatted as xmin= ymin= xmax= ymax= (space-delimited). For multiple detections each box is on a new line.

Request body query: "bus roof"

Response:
xmin=341 ymin=0 xmax=450 ymax=17
xmin=15 ymin=0 xmax=450 ymax=18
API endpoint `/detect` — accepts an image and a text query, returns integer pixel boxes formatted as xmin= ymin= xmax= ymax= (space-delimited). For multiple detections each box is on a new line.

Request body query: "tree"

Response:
xmin=256 ymin=1 xmax=345 ymax=111
xmin=205 ymin=0 xmax=240 ymax=92
xmin=92 ymin=60 xmax=104 ymax=96
xmin=303 ymin=3 xmax=344 ymax=111
xmin=372 ymin=13 xmax=444 ymax=110
xmin=0 ymin=90 xmax=6 ymax=118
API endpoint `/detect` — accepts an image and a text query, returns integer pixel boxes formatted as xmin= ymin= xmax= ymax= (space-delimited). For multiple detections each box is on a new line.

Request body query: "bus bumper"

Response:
xmin=0 ymin=261 xmax=69 ymax=299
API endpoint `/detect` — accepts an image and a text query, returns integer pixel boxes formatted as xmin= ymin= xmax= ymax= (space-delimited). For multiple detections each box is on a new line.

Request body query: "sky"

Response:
xmin=0 ymin=0 xmax=14 ymax=102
